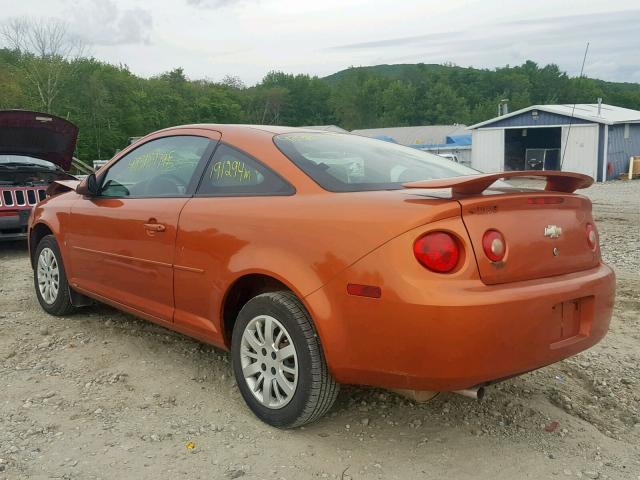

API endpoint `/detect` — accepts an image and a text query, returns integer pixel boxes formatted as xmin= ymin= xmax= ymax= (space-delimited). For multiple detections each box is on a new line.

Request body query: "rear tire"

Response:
xmin=231 ymin=291 xmax=339 ymax=428
xmin=33 ymin=235 xmax=75 ymax=316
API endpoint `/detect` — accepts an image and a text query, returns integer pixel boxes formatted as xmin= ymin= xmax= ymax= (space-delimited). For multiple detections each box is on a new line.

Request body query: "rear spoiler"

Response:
xmin=403 ymin=171 xmax=593 ymax=195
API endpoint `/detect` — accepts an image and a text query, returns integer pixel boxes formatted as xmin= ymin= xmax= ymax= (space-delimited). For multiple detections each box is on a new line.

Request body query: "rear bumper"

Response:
xmin=307 ymin=261 xmax=615 ymax=391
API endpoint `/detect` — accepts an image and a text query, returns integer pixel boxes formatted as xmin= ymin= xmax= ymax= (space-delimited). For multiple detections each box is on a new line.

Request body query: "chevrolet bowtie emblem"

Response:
xmin=544 ymin=225 xmax=562 ymax=239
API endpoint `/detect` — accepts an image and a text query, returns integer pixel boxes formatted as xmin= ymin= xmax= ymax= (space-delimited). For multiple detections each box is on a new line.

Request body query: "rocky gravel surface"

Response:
xmin=1 ymin=181 xmax=639 ymax=479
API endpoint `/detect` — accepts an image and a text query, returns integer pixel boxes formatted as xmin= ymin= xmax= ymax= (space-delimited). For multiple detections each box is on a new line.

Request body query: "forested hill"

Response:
xmin=324 ymin=63 xmax=456 ymax=82
xmin=1 ymin=47 xmax=639 ymax=165
xmin=325 ymin=62 xmax=640 ymax=96
xmin=323 ymin=62 xmax=640 ymax=123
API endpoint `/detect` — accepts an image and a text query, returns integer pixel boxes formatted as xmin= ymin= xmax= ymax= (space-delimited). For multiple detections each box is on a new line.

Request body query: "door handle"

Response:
xmin=144 ymin=223 xmax=166 ymax=233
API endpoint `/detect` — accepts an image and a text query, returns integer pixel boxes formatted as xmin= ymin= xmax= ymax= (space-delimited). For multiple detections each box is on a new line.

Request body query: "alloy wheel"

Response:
xmin=37 ymin=247 xmax=60 ymax=305
xmin=240 ymin=315 xmax=298 ymax=409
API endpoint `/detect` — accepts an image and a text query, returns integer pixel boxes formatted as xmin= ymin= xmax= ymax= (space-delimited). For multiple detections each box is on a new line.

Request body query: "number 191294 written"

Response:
xmin=211 ymin=160 xmax=253 ymax=182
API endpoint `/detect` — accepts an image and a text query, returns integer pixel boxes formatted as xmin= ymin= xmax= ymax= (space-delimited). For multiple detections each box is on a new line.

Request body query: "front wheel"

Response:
xmin=231 ymin=291 xmax=339 ymax=428
xmin=33 ymin=235 xmax=75 ymax=316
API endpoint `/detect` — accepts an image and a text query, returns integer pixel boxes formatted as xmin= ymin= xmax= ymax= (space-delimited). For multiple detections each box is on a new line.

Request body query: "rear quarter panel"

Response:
xmin=303 ymin=215 xmax=479 ymax=385
xmin=173 ymin=191 xmax=461 ymax=347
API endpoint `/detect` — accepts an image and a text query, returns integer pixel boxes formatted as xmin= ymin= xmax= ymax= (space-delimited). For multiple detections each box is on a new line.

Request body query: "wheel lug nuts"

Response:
xmin=271 ymin=352 xmax=276 ymax=360
xmin=261 ymin=364 xmax=266 ymax=371
xmin=270 ymin=367 xmax=276 ymax=375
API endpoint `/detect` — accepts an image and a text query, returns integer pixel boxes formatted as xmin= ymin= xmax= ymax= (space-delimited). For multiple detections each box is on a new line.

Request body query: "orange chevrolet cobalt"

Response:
xmin=29 ymin=125 xmax=615 ymax=428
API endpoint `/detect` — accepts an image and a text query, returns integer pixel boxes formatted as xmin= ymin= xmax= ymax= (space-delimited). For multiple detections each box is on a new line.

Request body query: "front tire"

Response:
xmin=231 ymin=291 xmax=339 ymax=428
xmin=34 ymin=235 xmax=75 ymax=316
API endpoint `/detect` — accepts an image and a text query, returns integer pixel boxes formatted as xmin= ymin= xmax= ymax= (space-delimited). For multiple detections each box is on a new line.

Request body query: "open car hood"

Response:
xmin=0 ymin=110 xmax=78 ymax=171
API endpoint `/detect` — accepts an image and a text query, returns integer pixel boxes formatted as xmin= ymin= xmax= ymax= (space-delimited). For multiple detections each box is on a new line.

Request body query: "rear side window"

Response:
xmin=197 ymin=144 xmax=293 ymax=196
xmin=274 ymin=132 xmax=476 ymax=192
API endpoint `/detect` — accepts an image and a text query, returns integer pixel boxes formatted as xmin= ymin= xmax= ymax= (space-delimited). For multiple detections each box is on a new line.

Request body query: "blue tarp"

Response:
xmin=373 ymin=134 xmax=398 ymax=143
xmin=411 ymin=133 xmax=472 ymax=149
xmin=445 ymin=134 xmax=472 ymax=146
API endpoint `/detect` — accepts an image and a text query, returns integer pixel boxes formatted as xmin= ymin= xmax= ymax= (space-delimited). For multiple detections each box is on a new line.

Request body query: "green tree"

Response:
xmin=2 ymin=43 xmax=640 ymax=165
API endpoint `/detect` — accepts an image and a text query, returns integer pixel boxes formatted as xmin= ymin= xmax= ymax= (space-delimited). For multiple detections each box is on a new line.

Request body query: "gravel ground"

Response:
xmin=1 ymin=181 xmax=639 ymax=480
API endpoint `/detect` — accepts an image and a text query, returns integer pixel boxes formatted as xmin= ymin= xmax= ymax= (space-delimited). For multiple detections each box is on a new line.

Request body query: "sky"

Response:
xmin=2 ymin=0 xmax=640 ymax=85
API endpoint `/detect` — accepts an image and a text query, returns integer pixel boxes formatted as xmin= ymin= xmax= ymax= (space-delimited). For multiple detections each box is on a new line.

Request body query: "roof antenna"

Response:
xmin=560 ymin=42 xmax=590 ymax=170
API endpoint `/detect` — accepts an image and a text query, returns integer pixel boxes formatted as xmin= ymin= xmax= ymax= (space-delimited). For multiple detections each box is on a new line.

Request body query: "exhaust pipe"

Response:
xmin=452 ymin=386 xmax=485 ymax=401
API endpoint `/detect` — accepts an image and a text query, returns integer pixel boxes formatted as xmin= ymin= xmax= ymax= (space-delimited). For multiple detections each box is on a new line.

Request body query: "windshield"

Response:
xmin=274 ymin=133 xmax=476 ymax=192
xmin=0 ymin=155 xmax=56 ymax=169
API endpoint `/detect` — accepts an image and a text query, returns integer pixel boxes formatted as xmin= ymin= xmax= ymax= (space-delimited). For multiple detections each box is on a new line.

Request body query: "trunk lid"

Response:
xmin=0 ymin=110 xmax=78 ymax=171
xmin=402 ymin=171 xmax=599 ymax=285
xmin=458 ymin=192 xmax=600 ymax=285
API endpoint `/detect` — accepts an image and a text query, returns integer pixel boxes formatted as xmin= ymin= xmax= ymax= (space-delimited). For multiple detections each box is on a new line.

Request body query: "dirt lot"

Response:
xmin=1 ymin=181 xmax=639 ymax=480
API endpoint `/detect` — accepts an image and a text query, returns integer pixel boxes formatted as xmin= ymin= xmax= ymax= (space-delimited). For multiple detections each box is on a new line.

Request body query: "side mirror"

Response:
xmin=76 ymin=173 xmax=100 ymax=196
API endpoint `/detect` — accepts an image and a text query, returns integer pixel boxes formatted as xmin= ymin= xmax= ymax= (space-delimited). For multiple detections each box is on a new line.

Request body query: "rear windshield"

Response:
xmin=273 ymin=132 xmax=476 ymax=192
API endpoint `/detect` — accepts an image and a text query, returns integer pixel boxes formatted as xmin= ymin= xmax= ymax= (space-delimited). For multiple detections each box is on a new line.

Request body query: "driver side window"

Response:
xmin=100 ymin=136 xmax=210 ymax=198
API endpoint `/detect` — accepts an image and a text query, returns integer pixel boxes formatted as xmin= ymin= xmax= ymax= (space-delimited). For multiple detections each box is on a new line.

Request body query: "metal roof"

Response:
xmin=351 ymin=125 xmax=467 ymax=145
xmin=468 ymin=104 xmax=640 ymax=129
xmin=372 ymin=134 xmax=398 ymax=143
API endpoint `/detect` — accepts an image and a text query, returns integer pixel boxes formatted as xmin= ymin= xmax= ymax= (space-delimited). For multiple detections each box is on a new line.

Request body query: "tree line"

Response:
xmin=1 ymin=36 xmax=640 ymax=165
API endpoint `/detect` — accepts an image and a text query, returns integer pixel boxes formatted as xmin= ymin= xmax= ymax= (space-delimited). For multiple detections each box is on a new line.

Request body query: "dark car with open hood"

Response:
xmin=0 ymin=110 xmax=78 ymax=241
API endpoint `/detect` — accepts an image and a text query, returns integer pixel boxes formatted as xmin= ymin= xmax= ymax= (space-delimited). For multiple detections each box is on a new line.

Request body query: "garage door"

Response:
xmin=560 ymin=124 xmax=599 ymax=179
xmin=471 ymin=129 xmax=504 ymax=173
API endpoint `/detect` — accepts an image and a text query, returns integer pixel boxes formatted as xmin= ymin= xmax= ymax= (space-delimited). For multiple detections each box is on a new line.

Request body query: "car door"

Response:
xmin=172 ymin=143 xmax=295 ymax=343
xmin=66 ymin=131 xmax=219 ymax=322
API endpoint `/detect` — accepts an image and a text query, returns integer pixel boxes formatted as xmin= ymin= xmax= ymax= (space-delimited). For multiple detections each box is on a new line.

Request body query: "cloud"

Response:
xmin=69 ymin=0 xmax=153 ymax=46
xmin=5 ymin=0 xmax=638 ymax=84
xmin=328 ymin=31 xmax=455 ymax=51
xmin=186 ymin=0 xmax=252 ymax=8
xmin=325 ymin=8 xmax=640 ymax=82
xmin=330 ymin=9 xmax=640 ymax=52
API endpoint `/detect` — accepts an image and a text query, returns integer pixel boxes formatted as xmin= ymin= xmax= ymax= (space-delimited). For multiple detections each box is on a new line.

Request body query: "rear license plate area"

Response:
xmin=550 ymin=296 xmax=594 ymax=346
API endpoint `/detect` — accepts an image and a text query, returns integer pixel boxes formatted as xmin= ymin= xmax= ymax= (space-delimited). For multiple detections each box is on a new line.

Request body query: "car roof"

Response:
xmin=155 ymin=124 xmax=339 ymax=136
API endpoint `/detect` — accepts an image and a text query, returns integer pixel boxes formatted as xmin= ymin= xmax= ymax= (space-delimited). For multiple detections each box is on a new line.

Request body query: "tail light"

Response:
xmin=413 ymin=232 xmax=460 ymax=273
xmin=482 ymin=230 xmax=506 ymax=262
xmin=586 ymin=223 xmax=598 ymax=250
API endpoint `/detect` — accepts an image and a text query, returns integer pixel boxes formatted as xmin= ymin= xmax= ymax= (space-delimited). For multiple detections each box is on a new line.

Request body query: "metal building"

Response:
xmin=351 ymin=125 xmax=467 ymax=146
xmin=468 ymin=103 xmax=640 ymax=181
